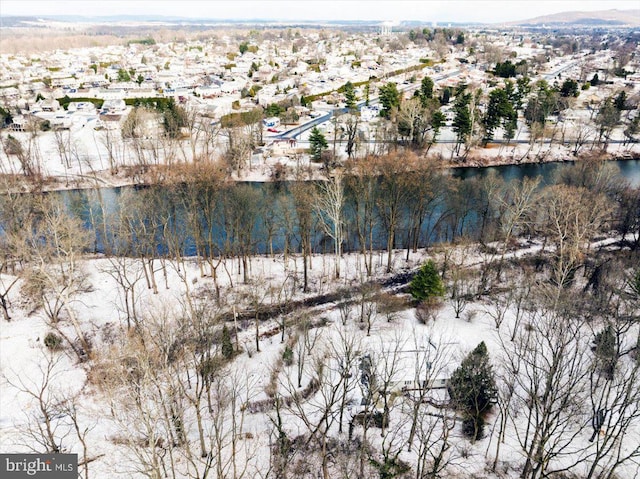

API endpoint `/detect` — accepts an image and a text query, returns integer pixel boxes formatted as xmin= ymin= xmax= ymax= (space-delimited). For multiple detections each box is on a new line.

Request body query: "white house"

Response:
xmin=36 ymin=98 xmax=61 ymax=112
xmin=263 ymin=117 xmax=280 ymax=128
xmin=9 ymin=114 xmax=28 ymax=131
xmin=195 ymin=85 xmax=222 ymax=98
xmin=102 ymin=99 xmax=127 ymax=113
xmin=50 ymin=112 xmax=72 ymax=129
xmin=67 ymin=101 xmax=97 ymax=113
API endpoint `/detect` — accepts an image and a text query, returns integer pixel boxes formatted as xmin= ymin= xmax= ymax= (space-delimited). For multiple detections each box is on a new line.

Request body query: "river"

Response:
xmin=37 ymin=159 xmax=640 ymax=256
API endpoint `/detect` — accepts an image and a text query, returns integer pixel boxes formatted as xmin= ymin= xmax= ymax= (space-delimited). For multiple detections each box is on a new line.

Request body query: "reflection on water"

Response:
xmin=24 ymin=159 xmax=640 ymax=256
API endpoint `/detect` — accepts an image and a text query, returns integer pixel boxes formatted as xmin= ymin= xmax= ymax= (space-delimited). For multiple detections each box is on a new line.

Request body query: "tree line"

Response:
xmin=1 ymin=156 xmax=639 ymax=478
xmin=1 ymin=156 xmax=639 ymax=323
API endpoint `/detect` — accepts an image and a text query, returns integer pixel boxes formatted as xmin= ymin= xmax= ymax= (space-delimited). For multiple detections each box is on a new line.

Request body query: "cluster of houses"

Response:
xmin=0 ymin=28 xmax=420 ymax=121
xmin=1 ymin=24 xmax=638 ymax=154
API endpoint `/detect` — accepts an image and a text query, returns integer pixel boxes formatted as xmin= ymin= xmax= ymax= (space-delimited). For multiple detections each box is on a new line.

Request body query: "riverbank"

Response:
xmin=1 ymin=140 xmax=639 ymax=193
xmin=438 ymin=139 xmax=640 ymax=168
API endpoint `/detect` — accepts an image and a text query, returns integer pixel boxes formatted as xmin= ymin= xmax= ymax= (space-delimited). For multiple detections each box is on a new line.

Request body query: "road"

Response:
xmin=274 ymin=112 xmax=333 ymax=140
xmin=274 ymin=68 xmax=462 ymax=141
xmin=543 ymin=58 xmax=581 ymax=81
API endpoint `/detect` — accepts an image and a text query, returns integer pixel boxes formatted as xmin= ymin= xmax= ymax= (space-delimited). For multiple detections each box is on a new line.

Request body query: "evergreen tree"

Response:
xmin=419 ymin=76 xmax=434 ymax=106
xmin=265 ymin=103 xmax=284 ymax=117
xmin=614 ymin=91 xmax=627 ymax=111
xmin=448 ymin=341 xmax=497 ymax=441
xmin=431 ymin=110 xmax=446 ymax=143
xmin=117 ymin=68 xmax=131 ymax=82
xmin=494 ymin=60 xmax=517 ymax=78
xmin=514 ymin=76 xmax=531 ymax=111
xmin=308 ymin=127 xmax=328 ymax=163
xmin=343 ymin=81 xmax=357 ymax=110
xmin=595 ymin=97 xmax=621 ymax=144
xmin=439 ymin=86 xmax=451 ymax=105
xmin=592 ymin=323 xmax=617 ymax=380
xmin=409 ymin=260 xmax=445 ymax=302
xmin=452 ymin=92 xmax=472 ymax=152
xmin=560 ymin=78 xmax=579 ymax=98
xmin=483 ymin=88 xmax=505 ymax=144
xmin=379 ymin=82 xmax=401 ymax=118
xmin=221 ymin=325 xmax=234 ymax=360
xmin=482 ymin=86 xmax=517 ymax=144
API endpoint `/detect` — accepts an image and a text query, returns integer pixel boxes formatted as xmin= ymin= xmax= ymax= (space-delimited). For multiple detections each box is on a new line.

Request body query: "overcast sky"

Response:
xmin=1 ymin=0 xmax=638 ymax=23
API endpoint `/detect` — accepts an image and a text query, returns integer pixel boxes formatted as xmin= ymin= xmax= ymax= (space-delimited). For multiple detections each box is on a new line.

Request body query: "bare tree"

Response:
xmin=4 ymin=350 xmax=81 ymax=454
xmin=281 ymin=333 xmax=347 ymax=479
xmin=58 ymin=394 xmax=96 ymax=479
xmin=222 ymin=183 xmax=263 ymax=284
xmin=581 ymin=266 xmax=640 ymax=479
xmin=357 ymin=281 xmax=381 ymax=336
xmin=344 ymin=157 xmax=378 ymax=276
xmin=98 ymin=303 xmax=259 ymax=479
xmin=2 ymin=129 xmax=41 ymax=178
xmin=494 ymin=175 xmax=541 ymax=278
xmin=404 ymin=156 xmax=447 ymax=260
xmin=17 ymin=196 xmax=93 ymax=358
xmin=373 ymin=153 xmax=413 ymax=273
xmin=535 ymin=185 xmax=612 ymax=293
xmin=368 ymin=334 xmax=409 ymax=478
xmin=333 ymin=325 xmax=362 ymax=435
xmin=501 ymin=295 xmax=592 ymax=479
xmin=404 ymin=327 xmax=454 ymax=453
xmin=121 ymin=106 xmax=161 ymax=168
xmin=175 ymin=162 xmax=228 ymax=298
xmin=96 ymin=123 xmax=124 ymax=174
xmin=100 ymin=256 xmax=145 ymax=331
xmin=54 ymin=128 xmax=72 ymax=169
xmin=291 ymin=181 xmax=316 ymax=292
xmin=222 ymin=126 xmax=253 ymax=174
xmin=343 ymin=113 xmax=361 ymax=159
xmin=0 ymin=177 xmax=35 ymax=320
xmin=314 ymin=172 xmax=345 ymax=279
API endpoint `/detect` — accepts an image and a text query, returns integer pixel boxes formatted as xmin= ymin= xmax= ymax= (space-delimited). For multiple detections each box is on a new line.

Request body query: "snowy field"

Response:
xmin=1 ymin=235 xmax=638 ymax=478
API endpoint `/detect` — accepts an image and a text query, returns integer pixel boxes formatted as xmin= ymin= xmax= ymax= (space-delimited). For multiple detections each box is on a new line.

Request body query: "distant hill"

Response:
xmin=509 ymin=9 xmax=640 ymax=27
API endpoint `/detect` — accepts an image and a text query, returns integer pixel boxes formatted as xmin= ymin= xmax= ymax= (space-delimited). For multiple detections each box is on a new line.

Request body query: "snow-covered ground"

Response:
xmin=1 ymin=236 xmax=638 ymax=478
xmin=1 ymin=101 xmax=638 ymax=190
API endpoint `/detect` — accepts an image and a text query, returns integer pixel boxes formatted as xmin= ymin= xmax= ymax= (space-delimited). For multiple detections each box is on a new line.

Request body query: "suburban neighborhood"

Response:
xmin=1 ymin=4 xmax=639 ymax=479
xmin=0 ymin=13 xmax=639 ymax=185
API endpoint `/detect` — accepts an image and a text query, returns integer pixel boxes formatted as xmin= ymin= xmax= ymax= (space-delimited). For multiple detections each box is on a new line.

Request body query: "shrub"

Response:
xmin=221 ymin=325 xmax=234 ymax=360
xmin=44 ymin=332 xmax=63 ymax=351
xmin=414 ymin=298 xmax=442 ymax=324
xmin=282 ymin=345 xmax=294 ymax=366
xmin=270 ymin=162 xmax=288 ymax=183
